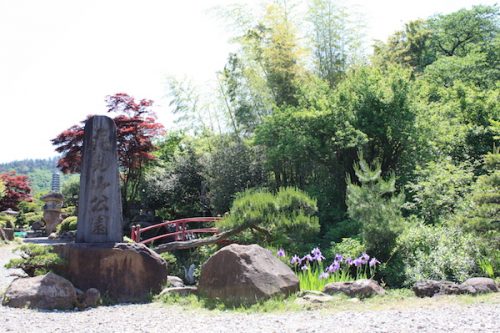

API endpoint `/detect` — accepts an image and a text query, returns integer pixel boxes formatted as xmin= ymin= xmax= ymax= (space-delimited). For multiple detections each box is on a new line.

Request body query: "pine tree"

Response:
xmin=346 ymin=155 xmax=405 ymax=261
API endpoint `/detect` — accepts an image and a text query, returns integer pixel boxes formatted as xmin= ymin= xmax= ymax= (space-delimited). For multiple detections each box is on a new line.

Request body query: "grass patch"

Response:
xmin=156 ymin=288 xmax=500 ymax=313
xmin=157 ymin=293 xmax=302 ymax=313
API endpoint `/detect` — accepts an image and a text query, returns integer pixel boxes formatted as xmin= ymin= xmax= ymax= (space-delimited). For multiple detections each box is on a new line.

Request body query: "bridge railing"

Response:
xmin=130 ymin=217 xmax=222 ymax=245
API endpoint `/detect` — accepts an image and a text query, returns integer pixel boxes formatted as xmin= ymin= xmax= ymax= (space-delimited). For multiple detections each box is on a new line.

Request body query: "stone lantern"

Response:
xmin=40 ymin=193 xmax=64 ymax=235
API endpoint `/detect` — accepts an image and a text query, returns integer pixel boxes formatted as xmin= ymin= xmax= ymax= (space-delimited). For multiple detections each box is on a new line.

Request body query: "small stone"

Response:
xmin=324 ymin=279 xmax=385 ymax=298
xmin=167 ymin=276 xmax=185 ymax=288
xmin=159 ymin=286 xmax=197 ymax=297
xmin=84 ymin=288 xmax=101 ymax=307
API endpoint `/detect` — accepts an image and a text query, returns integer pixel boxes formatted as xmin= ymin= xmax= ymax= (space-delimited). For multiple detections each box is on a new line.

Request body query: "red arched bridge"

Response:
xmin=130 ymin=217 xmax=222 ymax=245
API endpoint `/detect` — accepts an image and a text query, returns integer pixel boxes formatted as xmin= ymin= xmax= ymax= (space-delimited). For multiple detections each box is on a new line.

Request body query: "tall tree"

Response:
xmin=307 ymin=0 xmax=364 ymax=87
xmin=52 ymin=93 xmax=165 ymax=218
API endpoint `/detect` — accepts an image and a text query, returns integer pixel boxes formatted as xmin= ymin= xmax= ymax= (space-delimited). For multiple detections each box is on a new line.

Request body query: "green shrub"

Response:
xmin=330 ymin=237 xmax=365 ymax=259
xmin=322 ymin=219 xmax=362 ymax=245
xmin=5 ymin=243 xmax=64 ymax=277
xmin=56 ymin=216 xmax=77 ymax=233
xmin=61 ymin=206 xmax=76 ymax=216
xmin=18 ymin=201 xmax=42 ymax=214
xmin=160 ymin=251 xmax=181 ymax=277
xmin=395 ymin=222 xmax=482 ymax=285
xmin=220 ymin=187 xmax=320 ymax=254
xmin=0 ymin=214 xmax=15 ymax=229
xmin=23 ymin=212 xmax=43 ymax=227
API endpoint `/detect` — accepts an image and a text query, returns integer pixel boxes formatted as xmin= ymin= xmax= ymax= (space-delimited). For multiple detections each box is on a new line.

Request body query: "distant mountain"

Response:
xmin=0 ymin=157 xmax=59 ymax=174
xmin=0 ymin=157 xmax=78 ymax=195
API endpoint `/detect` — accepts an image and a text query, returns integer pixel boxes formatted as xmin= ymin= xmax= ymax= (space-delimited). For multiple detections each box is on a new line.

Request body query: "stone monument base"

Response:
xmin=53 ymin=242 xmax=168 ymax=302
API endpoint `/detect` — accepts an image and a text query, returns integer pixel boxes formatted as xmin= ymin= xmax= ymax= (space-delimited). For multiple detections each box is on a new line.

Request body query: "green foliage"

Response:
xmin=307 ymin=0 xmax=364 ymax=87
xmin=18 ymin=200 xmax=42 ymax=214
xmin=330 ymin=237 xmax=365 ymax=259
xmin=322 ymin=219 xmax=362 ymax=246
xmin=5 ymin=244 xmax=64 ymax=277
xmin=0 ymin=214 xmax=15 ymax=229
xmin=161 ymin=245 xmax=220 ymax=283
xmin=296 ymin=262 xmax=353 ymax=292
xmin=206 ymin=136 xmax=266 ymax=214
xmin=346 ymin=155 xmax=405 ymax=262
xmin=405 ymin=158 xmax=475 ymax=224
xmin=61 ymin=176 xmax=80 ymax=208
xmin=463 ymin=149 xmax=500 ymax=238
xmin=160 ymin=252 xmax=182 ymax=278
xmin=23 ymin=212 xmax=43 ymax=227
xmin=142 ymin=145 xmax=206 ymax=219
xmin=56 ymin=216 xmax=77 ymax=233
xmin=220 ymin=187 xmax=319 ymax=253
xmin=336 ymin=65 xmax=420 ymax=176
xmin=395 ymin=223 xmax=482 ymax=285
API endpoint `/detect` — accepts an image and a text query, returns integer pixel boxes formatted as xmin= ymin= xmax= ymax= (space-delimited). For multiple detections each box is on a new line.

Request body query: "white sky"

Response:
xmin=0 ymin=0 xmax=497 ymax=163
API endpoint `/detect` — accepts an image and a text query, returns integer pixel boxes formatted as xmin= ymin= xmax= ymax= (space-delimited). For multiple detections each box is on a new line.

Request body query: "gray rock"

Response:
xmin=461 ymin=277 xmax=498 ymax=294
xmin=83 ymin=288 xmax=101 ymax=307
xmin=413 ymin=280 xmax=455 ymax=297
xmin=296 ymin=290 xmax=333 ymax=304
xmin=159 ymin=286 xmax=197 ymax=297
xmin=414 ymin=278 xmax=498 ymax=297
xmin=167 ymin=276 xmax=185 ymax=288
xmin=2 ymin=272 xmax=76 ymax=309
xmin=75 ymin=287 xmax=84 ymax=304
xmin=198 ymin=244 xmax=299 ymax=305
xmin=323 ymin=279 xmax=385 ymax=298
xmin=76 ymin=115 xmax=123 ymax=243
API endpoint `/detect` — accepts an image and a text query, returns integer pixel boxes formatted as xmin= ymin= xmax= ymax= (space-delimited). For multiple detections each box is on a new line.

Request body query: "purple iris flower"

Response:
xmin=311 ymin=247 xmax=325 ymax=262
xmin=290 ymin=255 xmax=301 ymax=265
xmin=277 ymin=248 xmax=286 ymax=257
xmin=335 ymin=254 xmax=343 ymax=262
xmin=358 ymin=253 xmax=369 ymax=265
xmin=353 ymin=258 xmax=362 ymax=267
xmin=301 ymin=265 xmax=309 ymax=271
xmin=327 ymin=260 xmax=340 ymax=273
xmin=319 ymin=272 xmax=330 ymax=279
xmin=302 ymin=254 xmax=314 ymax=263
xmin=345 ymin=257 xmax=353 ymax=266
xmin=369 ymin=257 xmax=380 ymax=267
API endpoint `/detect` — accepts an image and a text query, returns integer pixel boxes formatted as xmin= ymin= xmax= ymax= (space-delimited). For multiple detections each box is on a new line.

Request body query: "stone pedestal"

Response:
xmin=53 ymin=242 xmax=168 ymax=302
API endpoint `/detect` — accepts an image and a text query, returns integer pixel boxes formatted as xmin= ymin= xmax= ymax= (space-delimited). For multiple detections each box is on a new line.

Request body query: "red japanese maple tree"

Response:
xmin=0 ymin=171 xmax=32 ymax=211
xmin=52 ymin=93 xmax=165 ymax=217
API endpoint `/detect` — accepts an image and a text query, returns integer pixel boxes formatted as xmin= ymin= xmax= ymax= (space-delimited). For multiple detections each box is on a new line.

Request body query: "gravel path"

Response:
xmin=1 ymin=244 xmax=499 ymax=333
xmin=0 ymin=243 xmax=25 ymax=292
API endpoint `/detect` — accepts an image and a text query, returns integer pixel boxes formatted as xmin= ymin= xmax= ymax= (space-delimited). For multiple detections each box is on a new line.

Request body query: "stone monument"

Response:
xmin=53 ymin=115 xmax=168 ymax=302
xmin=76 ymin=115 xmax=123 ymax=243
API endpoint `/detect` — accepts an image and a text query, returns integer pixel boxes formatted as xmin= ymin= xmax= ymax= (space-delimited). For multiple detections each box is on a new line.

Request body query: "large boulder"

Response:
xmin=461 ymin=277 xmax=498 ymax=294
xmin=323 ymin=279 xmax=385 ymax=298
xmin=53 ymin=242 xmax=168 ymax=302
xmin=198 ymin=244 xmax=299 ymax=305
xmin=2 ymin=272 xmax=76 ymax=309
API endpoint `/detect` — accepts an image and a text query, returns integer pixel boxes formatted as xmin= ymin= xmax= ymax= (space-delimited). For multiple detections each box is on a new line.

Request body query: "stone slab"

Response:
xmin=76 ymin=115 xmax=123 ymax=243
